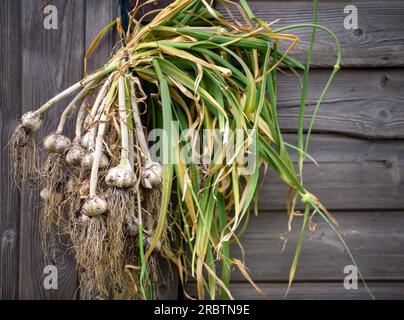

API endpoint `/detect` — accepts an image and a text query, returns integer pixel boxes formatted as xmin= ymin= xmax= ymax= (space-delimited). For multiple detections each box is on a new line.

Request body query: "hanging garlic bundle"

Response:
xmin=9 ymin=0 xmax=372 ymax=301
xmin=9 ymin=49 xmax=164 ymax=298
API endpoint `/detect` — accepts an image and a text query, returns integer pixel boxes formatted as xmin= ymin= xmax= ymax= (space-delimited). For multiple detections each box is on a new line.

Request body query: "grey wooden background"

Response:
xmin=1 ymin=0 xmax=403 ymax=300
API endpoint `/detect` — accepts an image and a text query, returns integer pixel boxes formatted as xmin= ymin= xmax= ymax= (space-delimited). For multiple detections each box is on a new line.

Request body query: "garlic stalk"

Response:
xmin=75 ymin=100 xmax=88 ymax=143
xmin=65 ymin=100 xmax=88 ymax=166
xmin=19 ymin=63 xmax=118 ymax=133
xmin=43 ymin=83 xmax=94 ymax=155
xmin=56 ymin=81 xmax=96 ymax=135
xmin=82 ymin=74 xmax=115 ymax=150
xmin=81 ymin=95 xmax=110 ymax=170
xmin=105 ymin=75 xmax=137 ymax=189
xmin=36 ymin=63 xmax=118 ymax=116
xmin=82 ymin=81 xmax=117 ymax=217
xmin=129 ymin=80 xmax=162 ymax=189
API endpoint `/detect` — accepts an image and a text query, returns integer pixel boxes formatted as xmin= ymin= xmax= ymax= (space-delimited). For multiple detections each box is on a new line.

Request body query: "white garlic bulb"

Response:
xmin=21 ymin=111 xmax=43 ymax=132
xmin=81 ymin=151 xmax=109 ymax=171
xmin=105 ymin=160 xmax=137 ymax=188
xmin=44 ymin=133 xmax=71 ymax=154
xmin=81 ymin=132 xmax=93 ymax=149
xmin=81 ymin=196 xmax=107 ymax=217
xmin=142 ymin=162 xmax=163 ymax=189
xmin=66 ymin=144 xmax=86 ymax=166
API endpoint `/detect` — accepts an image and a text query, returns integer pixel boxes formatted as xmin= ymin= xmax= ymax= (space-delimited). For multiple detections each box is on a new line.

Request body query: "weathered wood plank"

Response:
xmin=229 ymin=211 xmax=404 ymax=282
xmin=187 ymin=281 xmax=404 ymax=300
xmin=19 ymin=0 xmax=84 ymax=300
xmin=260 ymin=162 xmax=404 ymax=210
xmin=0 ymin=0 xmax=21 ymax=300
xmin=85 ymin=0 xmax=116 ymax=73
xmin=283 ymin=134 xmax=404 ymax=163
xmin=277 ymin=69 xmax=404 ymax=139
xmin=217 ymin=0 xmax=404 ymax=67
xmin=0 ymin=231 xmax=19 ymax=300
xmin=257 ymin=135 xmax=404 ymax=210
xmin=134 ymin=0 xmax=173 ymax=21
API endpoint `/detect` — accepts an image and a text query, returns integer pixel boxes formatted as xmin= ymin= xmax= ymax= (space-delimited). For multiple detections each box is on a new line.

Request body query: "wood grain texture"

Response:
xmin=229 ymin=211 xmax=404 ymax=282
xmin=0 ymin=0 xmax=21 ymax=300
xmin=216 ymin=0 xmax=404 ymax=67
xmin=134 ymin=0 xmax=173 ymax=21
xmin=187 ymin=281 xmax=404 ymax=300
xmin=85 ymin=0 xmax=116 ymax=72
xmin=277 ymin=69 xmax=404 ymax=139
xmin=19 ymin=0 xmax=84 ymax=300
xmin=258 ymin=134 xmax=404 ymax=210
xmin=0 ymin=230 xmax=19 ymax=300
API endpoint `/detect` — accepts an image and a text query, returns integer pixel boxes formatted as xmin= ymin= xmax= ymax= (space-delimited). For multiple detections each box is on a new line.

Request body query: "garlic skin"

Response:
xmin=105 ymin=161 xmax=137 ymax=188
xmin=21 ymin=111 xmax=42 ymax=132
xmin=82 ymin=196 xmax=107 ymax=217
xmin=66 ymin=144 xmax=86 ymax=166
xmin=142 ymin=162 xmax=163 ymax=189
xmin=82 ymin=152 xmax=109 ymax=171
xmin=44 ymin=133 xmax=71 ymax=154
xmin=81 ymin=132 xmax=92 ymax=149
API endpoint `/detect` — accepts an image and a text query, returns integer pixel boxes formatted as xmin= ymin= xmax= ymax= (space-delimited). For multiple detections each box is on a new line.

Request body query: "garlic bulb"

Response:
xmin=39 ymin=188 xmax=51 ymax=201
xmin=81 ymin=132 xmax=92 ymax=149
xmin=21 ymin=111 xmax=43 ymax=132
xmin=82 ymin=196 xmax=107 ymax=217
xmin=66 ymin=143 xmax=86 ymax=166
xmin=44 ymin=133 xmax=71 ymax=154
xmin=82 ymin=151 xmax=109 ymax=171
xmin=142 ymin=162 xmax=163 ymax=189
xmin=106 ymin=160 xmax=137 ymax=188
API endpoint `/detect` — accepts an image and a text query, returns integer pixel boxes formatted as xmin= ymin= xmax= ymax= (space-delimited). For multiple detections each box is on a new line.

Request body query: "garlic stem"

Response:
xmin=104 ymin=76 xmax=137 ymax=189
xmin=88 ymin=95 xmax=108 ymax=151
xmin=125 ymin=79 xmax=135 ymax=169
xmin=35 ymin=62 xmax=118 ymax=116
xmin=74 ymin=100 xmax=88 ymax=143
xmin=90 ymin=74 xmax=114 ymax=120
xmin=85 ymin=74 xmax=115 ymax=149
xmin=129 ymin=80 xmax=152 ymax=167
xmin=89 ymin=82 xmax=117 ymax=197
xmin=56 ymin=82 xmax=95 ymax=134
xmin=89 ymin=121 xmax=108 ymax=197
xmin=128 ymin=127 xmax=135 ymax=169
xmin=118 ymin=75 xmax=129 ymax=161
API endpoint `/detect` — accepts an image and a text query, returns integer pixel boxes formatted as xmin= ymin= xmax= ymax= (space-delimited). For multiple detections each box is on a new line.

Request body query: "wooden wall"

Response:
xmin=0 ymin=0 xmax=113 ymax=300
xmin=0 ymin=0 xmax=403 ymax=300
